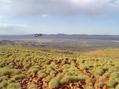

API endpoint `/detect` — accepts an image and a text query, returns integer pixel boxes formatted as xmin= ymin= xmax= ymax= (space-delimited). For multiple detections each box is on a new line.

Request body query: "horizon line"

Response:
xmin=0 ymin=33 xmax=119 ymax=36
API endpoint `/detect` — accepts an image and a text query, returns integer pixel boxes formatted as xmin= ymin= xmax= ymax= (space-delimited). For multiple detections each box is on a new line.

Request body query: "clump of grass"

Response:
xmin=7 ymin=83 xmax=21 ymax=89
xmin=60 ymin=75 xmax=86 ymax=85
xmin=97 ymin=82 xmax=105 ymax=88
xmin=28 ymin=83 xmax=37 ymax=89
xmin=94 ymin=68 xmax=105 ymax=77
xmin=0 ymin=67 xmax=21 ymax=77
xmin=0 ymin=80 xmax=8 ymax=88
xmin=110 ymin=72 xmax=119 ymax=79
xmin=11 ymin=74 xmax=26 ymax=80
xmin=37 ymin=70 xmax=47 ymax=79
xmin=0 ymin=67 xmax=13 ymax=76
xmin=60 ymin=76 xmax=70 ymax=85
xmin=27 ymin=66 xmax=40 ymax=76
xmin=86 ymin=86 xmax=94 ymax=89
xmin=0 ymin=76 xmax=8 ymax=82
xmin=48 ymin=77 xmax=60 ymax=89
xmin=46 ymin=75 xmax=54 ymax=82
xmin=107 ymin=80 xmax=118 ymax=88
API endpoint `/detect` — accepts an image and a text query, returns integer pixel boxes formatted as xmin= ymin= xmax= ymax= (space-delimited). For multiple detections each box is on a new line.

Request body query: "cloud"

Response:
xmin=0 ymin=0 xmax=119 ymax=16
xmin=41 ymin=14 xmax=48 ymax=17
xmin=0 ymin=23 xmax=28 ymax=34
xmin=0 ymin=16 xmax=5 ymax=19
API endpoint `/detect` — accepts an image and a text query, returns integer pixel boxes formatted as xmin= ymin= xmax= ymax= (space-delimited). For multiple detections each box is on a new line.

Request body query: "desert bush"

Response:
xmin=107 ymin=80 xmax=118 ymax=88
xmin=27 ymin=66 xmax=40 ymax=76
xmin=60 ymin=75 xmax=86 ymax=85
xmin=94 ymin=68 xmax=105 ymax=76
xmin=0 ymin=67 xmax=21 ymax=77
xmin=28 ymin=83 xmax=37 ymax=89
xmin=46 ymin=75 xmax=54 ymax=82
xmin=37 ymin=71 xmax=47 ymax=79
xmin=110 ymin=72 xmax=119 ymax=79
xmin=97 ymin=82 xmax=105 ymax=88
xmin=60 ymin=76 xmax=70 ymax=85
xmin=0 ymin=80 xmax=8 ymax=88
xmin=11 ymin=74 xmax=26 ymax=80
xmin=0 ymin=67 xmax=13 ymax=76
xmin=0 ymin=76 xmax=8 ymax=82
xmin=69 ymin=75 xmax=86 ymax=83
xmin=86 ymin=86 xmax=94 ymax=89
xmin=48 ymin=77 xmax=60 ymax=89
xmin=7 ymin=83 xmax=21 ymax=89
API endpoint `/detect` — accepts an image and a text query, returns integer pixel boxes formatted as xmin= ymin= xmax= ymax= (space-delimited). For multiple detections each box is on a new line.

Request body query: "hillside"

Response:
xmin=0 ymin=46 xmax=119 ymax=89
xmin=82 ymin=48 xmax=119 ymax=58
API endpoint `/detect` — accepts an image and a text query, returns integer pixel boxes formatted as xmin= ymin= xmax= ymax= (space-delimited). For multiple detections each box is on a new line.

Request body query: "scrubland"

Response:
xmin=0 ymin=46 xmax=119 ymax=89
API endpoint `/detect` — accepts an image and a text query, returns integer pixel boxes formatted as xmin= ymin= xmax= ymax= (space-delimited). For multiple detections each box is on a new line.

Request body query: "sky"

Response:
xmin=0 ymin=0 xmax=119 ymax=35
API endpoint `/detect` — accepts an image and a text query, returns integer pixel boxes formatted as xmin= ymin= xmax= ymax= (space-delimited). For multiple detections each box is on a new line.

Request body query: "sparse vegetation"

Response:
xmin=0 ymin=46 xmax=118 ymax=89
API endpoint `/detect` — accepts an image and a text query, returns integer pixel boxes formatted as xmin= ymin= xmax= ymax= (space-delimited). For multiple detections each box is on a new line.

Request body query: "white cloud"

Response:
xmin=0 ymin=23 xmax=27 ymax=27
xmin=0 ymin=16 xmax=5 ymax=19
xmin=0 ymin=0 xmax=118 ymax=16
xmin=0 ymin=23 xmax=28 ymax=34
xmin=41 ymin=14 xmax=48 ymax=17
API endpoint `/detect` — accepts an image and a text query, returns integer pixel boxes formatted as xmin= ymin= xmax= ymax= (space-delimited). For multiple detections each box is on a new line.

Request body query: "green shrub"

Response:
xmin=46 ymin=75 xmax=53 ymax=82
xmin=37 ymin=71 xmax=47 ymax=79
xmin=11 ymin=74 xmax=26 ymax=80
xmin=69 ymin=76 xmax=86 ymax=83
xmin=60 ymin=76 xmax=70 ymax=85
xmin=49 ymin=78 xmax=60 ymax=89
xmin=86 ymin=86 xmax=94 ymax=89
xmin=8 ymin=79 xmax=16 ymax=84
xmin=7 ymin=83 xmax=21 ymax=89
xmin=110 ymin=72 xmax=119 ymax=79
xmin=95 ymin=68 xmax=105 ymax=76
xmin=0 ymin=67 xmax=21 ymax=77
xmin=97 ymin=82 xmax=105 ymax=88
xmin=0 ymin=67 xmax=12 ymax=76
xmin=107 ymin=80 xmax=118 ymax=88
xmin=0 ymin=80 xmax=8 ymax=88
xmin=28 ymin=83 xmax=37 ymax=89
xmin=27 ymin=66 xmax=40 ymax=76
xmin=0 ymin=76 xmax=8 ymax=82
xmin=60 ymin=75 xmax=86 ymax=85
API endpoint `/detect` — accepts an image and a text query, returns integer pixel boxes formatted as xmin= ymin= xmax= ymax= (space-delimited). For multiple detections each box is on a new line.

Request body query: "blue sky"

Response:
xmin=0 ymin=0 xmax=119 ymax=35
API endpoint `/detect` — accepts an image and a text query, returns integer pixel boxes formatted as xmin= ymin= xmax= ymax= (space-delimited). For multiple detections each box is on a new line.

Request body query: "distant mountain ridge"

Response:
xmin=0 ymin=34 xmax=119 ymax=40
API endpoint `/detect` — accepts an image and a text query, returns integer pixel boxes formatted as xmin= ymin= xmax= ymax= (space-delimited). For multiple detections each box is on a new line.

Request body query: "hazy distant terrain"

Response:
xmin=0 ymin=34 xmax=119 ymax=51
xmin=1 ymin=34 xmax=119 ymax=40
